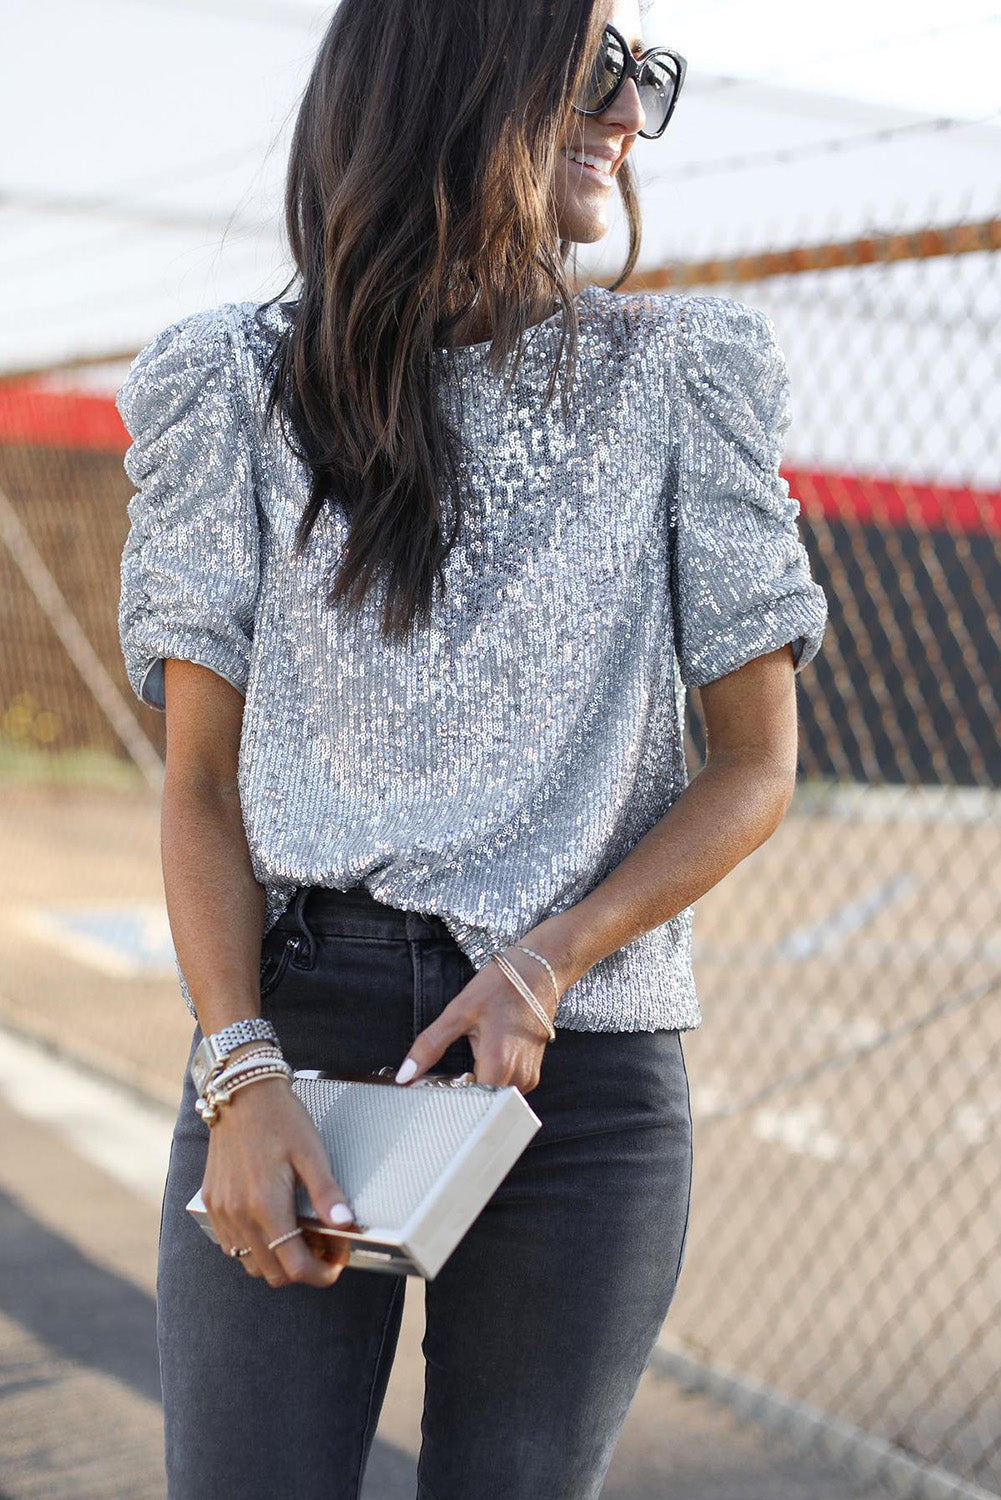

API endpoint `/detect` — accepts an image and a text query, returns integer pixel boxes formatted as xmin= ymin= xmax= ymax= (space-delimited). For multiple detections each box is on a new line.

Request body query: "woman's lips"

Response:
xmin=562 ymin=149 xmax=615 ymax=185
xmin=577 ymin=160 xmax=612 ymax=185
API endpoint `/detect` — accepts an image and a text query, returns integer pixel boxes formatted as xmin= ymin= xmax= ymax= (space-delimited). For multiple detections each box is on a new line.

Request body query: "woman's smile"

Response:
xmin=560 ymin=144 xmax=620 ymax=186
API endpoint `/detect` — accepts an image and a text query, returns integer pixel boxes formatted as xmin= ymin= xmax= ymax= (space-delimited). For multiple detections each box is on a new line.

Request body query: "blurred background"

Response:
xmin=1 ymin=1 xmax=998 ymax=1496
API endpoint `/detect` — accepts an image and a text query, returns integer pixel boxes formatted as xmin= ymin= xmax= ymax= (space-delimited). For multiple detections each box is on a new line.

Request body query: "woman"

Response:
xmin=116 ymin=0 xmax=828 ymax=1494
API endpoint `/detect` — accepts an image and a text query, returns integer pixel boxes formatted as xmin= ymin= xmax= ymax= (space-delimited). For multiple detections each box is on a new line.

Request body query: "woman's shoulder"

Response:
xmin=583 ymin=287 xmax=781 ymax=401
xmin=123 ymin=298 xmax=289 ymax=378
xmin=614 ymin=287 xmax=778 ymax=354
xmin=621 ymin=290 xmax=788 ymax=433
xmin=115 ymin=299 xmax=291 ymax=441
xmin=130 ymin=300 xmax=252 ymax=369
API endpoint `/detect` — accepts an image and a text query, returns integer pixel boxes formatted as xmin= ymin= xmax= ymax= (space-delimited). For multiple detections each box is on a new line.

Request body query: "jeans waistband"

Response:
xmin=273 ymin=883 xmax=452 ymax=944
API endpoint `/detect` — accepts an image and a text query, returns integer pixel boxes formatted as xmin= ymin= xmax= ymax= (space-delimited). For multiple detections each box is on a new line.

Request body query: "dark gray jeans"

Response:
xmin=157 ymin=884 xmax=694 ymax=1499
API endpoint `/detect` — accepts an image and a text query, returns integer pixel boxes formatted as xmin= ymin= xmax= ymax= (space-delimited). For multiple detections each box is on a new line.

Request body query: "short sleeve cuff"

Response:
xmin=116 ymin=303 xmax=261 ymax=717
xmin=682 ymin=585 xmax=828 ymax=688
xmin=133 ymin=633 xmax=252 ymax=711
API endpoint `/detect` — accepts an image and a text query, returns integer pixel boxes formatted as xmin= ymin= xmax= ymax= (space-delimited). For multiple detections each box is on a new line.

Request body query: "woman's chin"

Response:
xmin=561 ymin=208 xmax=610 ymax=244
xmin=555 ymin=190 xmax=612 ymax=243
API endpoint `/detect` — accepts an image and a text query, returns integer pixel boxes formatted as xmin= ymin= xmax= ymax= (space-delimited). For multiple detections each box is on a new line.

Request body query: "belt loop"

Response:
xmin=405 ymin=908 xmax=428 ymax=942
xmin=290 ymin=886 xmax=317 ymax=969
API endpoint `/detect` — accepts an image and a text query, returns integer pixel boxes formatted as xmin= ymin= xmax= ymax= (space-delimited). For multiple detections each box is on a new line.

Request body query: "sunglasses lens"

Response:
xmin=637 ymin=54 xmax=680 ymax=134
xmin=576 ymin=30 xmax=625 ymax=112
xmin=574 ymin=32 xmax=682 ymax=134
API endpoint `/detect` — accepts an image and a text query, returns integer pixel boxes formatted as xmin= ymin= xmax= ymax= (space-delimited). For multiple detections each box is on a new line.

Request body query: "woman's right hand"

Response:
xmin=200 ymin=1076 xmax=356 ymax=1289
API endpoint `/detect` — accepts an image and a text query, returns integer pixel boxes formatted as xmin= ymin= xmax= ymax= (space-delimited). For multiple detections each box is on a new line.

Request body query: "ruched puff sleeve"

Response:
xmin=667 ymin=295 xmax=828 ymax=689
xmin=116 ymin=304 xmax=260 ymax=711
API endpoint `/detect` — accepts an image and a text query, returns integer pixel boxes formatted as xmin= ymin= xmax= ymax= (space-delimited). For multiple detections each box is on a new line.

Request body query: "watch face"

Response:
xmin=190 ymin=1038 xmax=220 ymax=1095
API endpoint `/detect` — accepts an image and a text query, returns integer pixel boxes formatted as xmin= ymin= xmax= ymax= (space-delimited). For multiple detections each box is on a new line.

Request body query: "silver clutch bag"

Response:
xmin=186 ymin=1066 xmax=542 ymax=1279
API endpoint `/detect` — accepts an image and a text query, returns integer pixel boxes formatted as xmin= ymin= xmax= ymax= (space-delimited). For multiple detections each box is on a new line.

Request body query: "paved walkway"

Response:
xmin=0 ymin=1027 xmax=883 ymax=1500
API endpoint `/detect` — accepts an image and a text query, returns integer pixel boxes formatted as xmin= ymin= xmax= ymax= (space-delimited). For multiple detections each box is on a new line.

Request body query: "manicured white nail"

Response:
xmin=329 ymin=1203 xmax=353 ymax=1225
xmin=395 ymin=1058 xmax=418 ymax=1084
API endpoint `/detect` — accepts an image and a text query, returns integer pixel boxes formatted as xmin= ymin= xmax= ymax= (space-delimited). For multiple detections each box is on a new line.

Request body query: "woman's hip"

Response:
xmin=174 ymin=881 xmax=693 ymax=1219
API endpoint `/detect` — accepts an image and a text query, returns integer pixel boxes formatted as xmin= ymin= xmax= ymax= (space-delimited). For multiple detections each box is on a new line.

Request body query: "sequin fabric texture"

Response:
xmin=116 ymin=285 xmax=828 ymax=1031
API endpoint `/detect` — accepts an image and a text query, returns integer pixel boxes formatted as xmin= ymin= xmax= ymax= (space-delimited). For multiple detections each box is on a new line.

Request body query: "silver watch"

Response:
xmin=190 ymin=1018 xmax=281 ymax=1096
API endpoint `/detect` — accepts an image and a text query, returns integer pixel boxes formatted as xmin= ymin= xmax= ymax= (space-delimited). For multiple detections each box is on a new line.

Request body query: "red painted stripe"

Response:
xmin=786 ymin=468 xmax=1001 ymax=536
xmin=0 ymin=382 xmax=129 ymax=453
xmin=2 ymin=386 xmax=999 ymax=535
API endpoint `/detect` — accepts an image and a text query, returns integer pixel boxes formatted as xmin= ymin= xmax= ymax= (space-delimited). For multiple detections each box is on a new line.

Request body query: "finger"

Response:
xmin=396 ymin=1000 xmax=472 ymax=1084
xmin=519 ymin=1060 xmax=544 ymax=1094
xmin=222 ymin=1188 xmax=295 ymax=1286
xmin=223 ymin=1232 xmax=264 ymax=1278
xmin=208 ymin=1202 xmax=260 ymax=1275
xmin=467 ymin=1035 xmax=515 ymax=1088
xmin=247 ymin=1190 xmax=341 ymax=1288
xmin=237 ymin=1220 xmax=291 ymax=1287
xmin=302 ymin=1227 xmax=349 ymax=1265
xmin=292 ymin=1137 xmax=356 ymax=1237
xmin=470 ymin=1035 xmax=547 ymax=1092
xmin=271 ymin=1227 xmax=346 ymax=1287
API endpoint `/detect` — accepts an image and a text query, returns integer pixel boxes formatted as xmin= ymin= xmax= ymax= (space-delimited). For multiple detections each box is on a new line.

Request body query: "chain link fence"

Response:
xmin=1 ymin=200 xmax=998 ymax=1497
xmin=654 ymin=204 xmax=1001 ymax=1498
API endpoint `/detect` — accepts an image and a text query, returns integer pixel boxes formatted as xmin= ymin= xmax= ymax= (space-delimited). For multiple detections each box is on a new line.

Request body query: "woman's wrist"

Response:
xmin=215 ymin=1071 xmax=294 ymax=1118
xmin=514 ymin=909 xmax=592 ymax=995
xmin=196 ymin=1057 xmax=293 ymax=1125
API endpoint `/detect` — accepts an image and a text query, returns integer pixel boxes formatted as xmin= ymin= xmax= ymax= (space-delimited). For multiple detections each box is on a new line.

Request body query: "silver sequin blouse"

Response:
xmin=116 ymin=284 xmax=828 ymax=1032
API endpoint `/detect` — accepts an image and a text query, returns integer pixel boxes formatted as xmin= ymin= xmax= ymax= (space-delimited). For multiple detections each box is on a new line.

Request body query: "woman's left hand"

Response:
xmin=394 ymin=917 xmax=579 ymax=1094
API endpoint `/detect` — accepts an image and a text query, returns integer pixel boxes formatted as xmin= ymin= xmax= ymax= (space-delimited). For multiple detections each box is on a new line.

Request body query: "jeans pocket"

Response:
xmin=260 ymin=928 xmax=300 ymax=999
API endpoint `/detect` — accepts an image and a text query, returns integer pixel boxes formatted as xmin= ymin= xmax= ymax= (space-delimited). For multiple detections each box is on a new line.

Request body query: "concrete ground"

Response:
xmin=0 ymin=1027 xmax=885 ymax=1500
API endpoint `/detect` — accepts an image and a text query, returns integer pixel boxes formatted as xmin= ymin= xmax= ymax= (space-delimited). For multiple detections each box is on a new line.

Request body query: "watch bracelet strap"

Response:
xmin=190 ymin=1017 xmax=281 ymax=1091
xmin=208 ymin=1017 xmax=279 ymax=1055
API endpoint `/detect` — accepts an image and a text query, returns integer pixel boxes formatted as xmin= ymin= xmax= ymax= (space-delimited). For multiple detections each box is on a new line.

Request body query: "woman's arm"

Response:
xmin=160 ymin=658 xmax=354 ymax=1290
xmin=160 ymin=659 xmax=266 ymax=1025
xmin=536 ymin=640 xmax=800 ymax=982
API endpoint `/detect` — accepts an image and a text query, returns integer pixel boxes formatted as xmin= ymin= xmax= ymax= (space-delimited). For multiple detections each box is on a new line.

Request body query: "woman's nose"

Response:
xmin=601 ymin=76 xmax=646 ymax=137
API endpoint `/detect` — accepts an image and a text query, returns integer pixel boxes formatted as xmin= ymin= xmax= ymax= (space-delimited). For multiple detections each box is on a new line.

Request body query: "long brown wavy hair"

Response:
xmin=259 ymin=0 xmax=646 ymax=641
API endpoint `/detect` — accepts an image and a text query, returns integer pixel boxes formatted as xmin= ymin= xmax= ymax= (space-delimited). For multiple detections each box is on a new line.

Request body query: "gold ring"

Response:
xmin=267 ymin=1227 xmax=304 ymax=1252
xmin=228 ymin=1244 xmax=253 ymax=1258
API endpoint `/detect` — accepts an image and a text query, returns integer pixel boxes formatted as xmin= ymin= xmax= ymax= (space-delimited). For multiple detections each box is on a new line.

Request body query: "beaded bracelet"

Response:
xmin=195 ymin=1059 xmax=293 ymax=1126
xmin=195 ymin=1066 xmax=292 ymax=1126
xmin=209 ymin=1045 xmax=285 ymax=1083
xmin=211 ymin=1054 xmax=292 ymax=1093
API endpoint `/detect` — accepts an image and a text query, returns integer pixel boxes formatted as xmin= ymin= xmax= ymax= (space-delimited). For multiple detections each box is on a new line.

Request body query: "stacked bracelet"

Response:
xmin=512 ymin=945 xmax=561 ymax=1014
xmin=490 ymin=950 xmax=557 ymax=1043
xmin=216 ymin=1042 xmax=285 ymax=1071
xmin=211 ymin=1052 xmax=291 ymax=1090
xmin=195 ymin=1055 xmax=293 ymax=1126
xmin=190 ymin=1018 xmax=280 ymax=1097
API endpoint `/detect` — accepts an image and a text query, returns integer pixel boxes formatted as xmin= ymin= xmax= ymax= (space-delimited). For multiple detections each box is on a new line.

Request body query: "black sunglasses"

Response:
xmin=573 ymin=22 xmax=687 ymax=140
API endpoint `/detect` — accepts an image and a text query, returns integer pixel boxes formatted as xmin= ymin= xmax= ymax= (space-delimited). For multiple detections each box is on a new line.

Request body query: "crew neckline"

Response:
xmin=436 ymin=283 xmax=598 ymax=356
